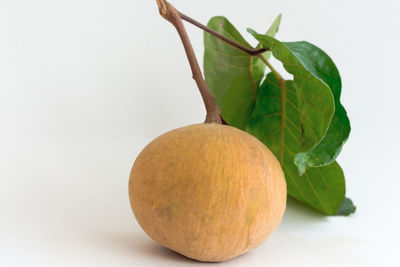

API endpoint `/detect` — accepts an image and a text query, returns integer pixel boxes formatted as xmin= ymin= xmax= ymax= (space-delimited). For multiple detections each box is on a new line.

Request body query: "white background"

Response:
xmin=1 ymin=0 xmax=399 ymax=266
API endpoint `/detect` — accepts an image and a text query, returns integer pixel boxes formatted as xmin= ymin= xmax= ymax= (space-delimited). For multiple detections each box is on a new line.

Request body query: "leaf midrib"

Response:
xmin=278 ymin=80 xmax=330 ymax=213
xmin=280 ymin=80 xmax=287 ymax=165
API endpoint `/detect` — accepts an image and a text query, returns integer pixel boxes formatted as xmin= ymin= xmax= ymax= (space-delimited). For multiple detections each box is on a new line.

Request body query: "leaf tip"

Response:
xmin=336 ymin=197 xmax=356 ymax=216
xmin=247 ymin=28 xmax=258 ymax=35
xmin=276 ymin=13 xmax=282 ymax=23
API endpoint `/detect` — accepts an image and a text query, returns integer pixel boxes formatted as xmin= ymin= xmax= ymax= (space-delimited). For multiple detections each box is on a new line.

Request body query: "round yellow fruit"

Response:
xmin=129 ymin=123 xmax=286 ymax=262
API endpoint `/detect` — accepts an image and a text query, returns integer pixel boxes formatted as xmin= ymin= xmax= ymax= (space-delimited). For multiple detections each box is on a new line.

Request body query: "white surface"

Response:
xmin=1 ymin=0 xmax=399 ymax=266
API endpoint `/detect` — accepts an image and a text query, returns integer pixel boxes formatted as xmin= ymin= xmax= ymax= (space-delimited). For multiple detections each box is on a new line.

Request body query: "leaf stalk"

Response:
xmin=258 ymin=55 xmax=283 ymax=81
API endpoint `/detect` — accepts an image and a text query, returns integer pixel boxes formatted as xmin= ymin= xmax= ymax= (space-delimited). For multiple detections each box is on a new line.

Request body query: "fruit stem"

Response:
xmin=155 ymin=0 xmax=222 ymax=124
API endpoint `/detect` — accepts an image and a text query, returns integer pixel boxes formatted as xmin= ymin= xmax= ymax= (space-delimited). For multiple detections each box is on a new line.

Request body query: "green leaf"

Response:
xmin=336 ymin=197 xmax=356 ymax=215
xmin=266 ymin=14 xmax=282 ymax=38
xmin=282 ymin=42 xmax=351 ymax=174
xmin=204 ymin=16 xmax=282 ymax=130
xmin=247 ymin=74 xmax=345 ymax=214
xmin=256 ymin=14 xmax=282 ymax=60
xmin=203 ymin=17 xmax=355 ymax=215
xmin=204 ymin=17 xmax=265 ymax=130
xmin=248 ymin=29 xmax=336 ymax=171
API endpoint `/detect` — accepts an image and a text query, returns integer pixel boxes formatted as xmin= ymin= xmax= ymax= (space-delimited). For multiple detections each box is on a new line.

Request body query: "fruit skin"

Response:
xmin=129 ymin=123 xmax=286 ymax=262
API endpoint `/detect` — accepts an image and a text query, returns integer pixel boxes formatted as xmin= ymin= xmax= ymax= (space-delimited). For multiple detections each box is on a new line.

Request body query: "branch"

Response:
xmin=156 ymin=0 xmax=221 ymax=124
xmin=179 ymin=13 xmax=267 ymax=56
